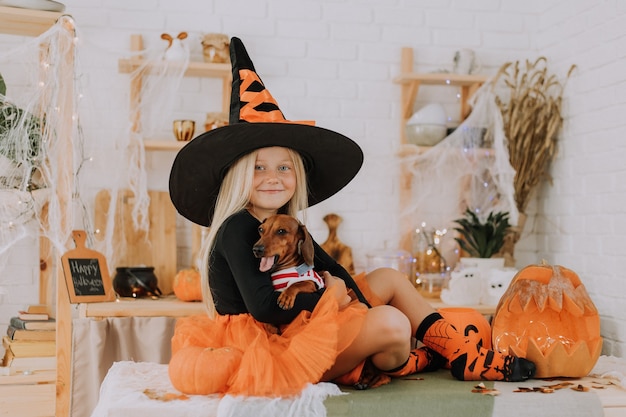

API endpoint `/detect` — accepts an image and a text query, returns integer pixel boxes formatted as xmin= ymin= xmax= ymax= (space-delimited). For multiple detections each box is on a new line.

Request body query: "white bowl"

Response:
xmin=405 ymin=123 xmax=447 ymax=146
xmin=407 ymin=103 xmax=447 ymax=125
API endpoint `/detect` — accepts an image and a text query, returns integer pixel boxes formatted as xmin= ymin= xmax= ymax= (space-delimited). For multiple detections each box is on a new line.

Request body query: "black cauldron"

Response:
xmin=113 ymin=266 xmax=162 ymax=298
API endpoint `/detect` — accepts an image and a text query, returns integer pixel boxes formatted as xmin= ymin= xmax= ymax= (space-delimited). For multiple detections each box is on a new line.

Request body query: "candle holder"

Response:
xmin=173 ymin=120 xmax=195 ymax=141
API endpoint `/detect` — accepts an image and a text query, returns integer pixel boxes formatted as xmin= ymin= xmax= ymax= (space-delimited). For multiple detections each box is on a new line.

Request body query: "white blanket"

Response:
xmin=91 ymin=356 xmax=626 ymax=417
xmin=89 ymin=361 xmax=345 ymax=417
xmin=587 ymin=354 xmax=626 ymax=389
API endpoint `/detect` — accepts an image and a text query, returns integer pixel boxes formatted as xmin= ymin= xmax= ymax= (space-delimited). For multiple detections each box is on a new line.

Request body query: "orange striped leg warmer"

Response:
xmin=416 ymin=313 xmax=536 ymax=382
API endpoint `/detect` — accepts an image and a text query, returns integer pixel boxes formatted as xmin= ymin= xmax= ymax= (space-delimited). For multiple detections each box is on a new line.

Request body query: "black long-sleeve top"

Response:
xmin=209 ymin=210 xmax=369 ymax=325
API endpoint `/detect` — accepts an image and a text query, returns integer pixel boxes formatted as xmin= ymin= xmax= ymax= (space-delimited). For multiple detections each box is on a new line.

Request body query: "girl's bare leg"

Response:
xmin=322 ymin=268 xmax=437 ymax=380
xmin=365 ymin=267 xmax=436 ymax=334
xmin=365 ymin=268 xmax=535 ymax=382
xmin=321 ymin=304 xmax=411 ymax=380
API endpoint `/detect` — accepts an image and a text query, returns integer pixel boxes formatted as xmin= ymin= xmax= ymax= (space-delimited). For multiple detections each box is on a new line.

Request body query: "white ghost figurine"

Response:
xmin=161 ymin=32 xmax=189 ymax=61
xmin=440 ymin=266 xmax=482 ymax=305
xmin=483 ymin=268 xmax=517 ymax=306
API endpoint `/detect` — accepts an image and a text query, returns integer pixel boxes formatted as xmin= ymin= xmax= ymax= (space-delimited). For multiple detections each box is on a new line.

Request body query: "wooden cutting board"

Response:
xmin=94 ymin=189 xmax=177 ymax=295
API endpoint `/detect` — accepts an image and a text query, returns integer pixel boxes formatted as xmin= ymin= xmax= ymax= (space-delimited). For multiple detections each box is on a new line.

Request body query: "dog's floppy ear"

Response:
xmin=298 ymin=224 xmax=315 ymax=266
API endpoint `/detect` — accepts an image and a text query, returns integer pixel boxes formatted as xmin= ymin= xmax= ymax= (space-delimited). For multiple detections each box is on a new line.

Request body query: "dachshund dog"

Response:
xmin=253 ymin=214 xmax=325 ymax=309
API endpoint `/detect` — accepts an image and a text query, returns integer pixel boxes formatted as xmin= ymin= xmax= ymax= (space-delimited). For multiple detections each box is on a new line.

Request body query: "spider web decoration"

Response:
xmin=398 ymin=80 xmax=519 ymax=265
xmin=93 ymin=39 xmax=189 ymax=269
xmin=0 ymin=18 xmax=190 ymax=292
xmin=0 ymin=16 xmax=80 ymax=277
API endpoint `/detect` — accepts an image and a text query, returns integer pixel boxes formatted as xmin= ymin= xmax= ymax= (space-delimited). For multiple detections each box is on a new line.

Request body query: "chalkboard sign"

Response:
xmin=61 ymin=230 xmax=114 ymax=303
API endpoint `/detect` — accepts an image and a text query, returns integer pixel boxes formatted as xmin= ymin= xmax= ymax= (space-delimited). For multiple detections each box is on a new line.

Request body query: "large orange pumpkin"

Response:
xmin=173 ymin=268 xmax=203 ymax=301
xmin=491 ymin=263 xmax=602 ymax=378
xmin=169 ymin=346 xmax=243 ymax=394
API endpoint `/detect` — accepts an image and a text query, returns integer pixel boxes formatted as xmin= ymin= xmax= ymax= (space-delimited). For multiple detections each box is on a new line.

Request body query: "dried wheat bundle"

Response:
xmin=493 ymin=57 xmax=575 ymax=213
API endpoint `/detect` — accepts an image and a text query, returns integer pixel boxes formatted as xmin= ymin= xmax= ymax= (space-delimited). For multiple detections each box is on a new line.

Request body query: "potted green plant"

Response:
xmin=0 ymin=71 xmax=44 ymax=190
xmin=452 ymin=208 xmax=512 ymax=305
xmin=453 ymin=208 xmax=511 ymax=259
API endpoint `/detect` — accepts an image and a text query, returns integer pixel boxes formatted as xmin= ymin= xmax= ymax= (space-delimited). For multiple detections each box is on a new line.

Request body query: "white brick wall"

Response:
xmin=534 ymin=0 xmax=626 ymax=357
xmin=0 ymin=0 xmax=624 ymax=356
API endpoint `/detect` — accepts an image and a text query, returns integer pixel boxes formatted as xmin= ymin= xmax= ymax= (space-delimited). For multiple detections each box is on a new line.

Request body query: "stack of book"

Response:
xmin=2 ymin=305 xmax=56 ymax=374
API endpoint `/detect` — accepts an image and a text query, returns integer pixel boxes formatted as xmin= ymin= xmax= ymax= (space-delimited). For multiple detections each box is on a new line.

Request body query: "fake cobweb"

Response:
xmin=0 ymin=16 xmax=189 ymax=293
xmin=398 ymin=79 xmax=519 ymax=263
xmin=0 ymin=17 xmax=79 ymax=278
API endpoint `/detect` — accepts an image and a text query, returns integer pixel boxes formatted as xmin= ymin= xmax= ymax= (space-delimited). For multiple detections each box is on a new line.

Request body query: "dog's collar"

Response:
xmin=295 ymin=263 xmax=314 ymax=276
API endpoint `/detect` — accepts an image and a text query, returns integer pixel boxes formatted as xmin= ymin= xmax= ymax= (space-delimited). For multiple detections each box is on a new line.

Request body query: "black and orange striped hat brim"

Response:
xmin=169 ymin=37 xmax=363 ymax=227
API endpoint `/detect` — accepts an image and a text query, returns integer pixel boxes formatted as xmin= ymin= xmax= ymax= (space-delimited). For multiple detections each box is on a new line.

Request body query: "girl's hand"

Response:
xmin=322 ymin=271 xmax=352 ymax=308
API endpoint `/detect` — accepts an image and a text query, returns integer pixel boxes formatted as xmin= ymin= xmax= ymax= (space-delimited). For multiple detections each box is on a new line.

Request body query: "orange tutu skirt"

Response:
xmin=169 ymin=273 xmax=380 ymax=397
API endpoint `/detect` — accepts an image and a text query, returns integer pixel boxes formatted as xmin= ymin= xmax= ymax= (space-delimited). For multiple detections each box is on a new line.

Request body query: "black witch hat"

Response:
xmin=169 ymin=37 xmax=363 ymax=227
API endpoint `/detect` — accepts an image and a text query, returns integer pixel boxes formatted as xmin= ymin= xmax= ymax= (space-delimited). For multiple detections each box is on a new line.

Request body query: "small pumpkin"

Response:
xmin=173 ymin=268 xmax=202 ymax=301
xmin=491 ymin=262 xmax=602 ymax=378
xmin=168 ymin=346 xmax=243 ymax=395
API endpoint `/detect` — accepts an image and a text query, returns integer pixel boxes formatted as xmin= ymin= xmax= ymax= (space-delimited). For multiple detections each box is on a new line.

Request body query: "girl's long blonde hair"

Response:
xmin=199 ymin=148 xmax=309 ymax=318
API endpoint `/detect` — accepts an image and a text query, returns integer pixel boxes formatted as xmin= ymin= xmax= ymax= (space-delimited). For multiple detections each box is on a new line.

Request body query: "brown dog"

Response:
xmin=253 ymin=214 xmax=324 ymax=309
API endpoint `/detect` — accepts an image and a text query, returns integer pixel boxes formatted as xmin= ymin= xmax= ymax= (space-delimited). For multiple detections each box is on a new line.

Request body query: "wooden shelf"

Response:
xmin=396 ymin=47 xmax=491 ymax=254
xmin=79 ymin=295 xmax=205 ymax=318
xmin=118 ymin=57 xmax=231 ymax=79
xmin=0 ymin=369 xmax=55 ymax=384
xmin=394 ymin=47 xmax=488 ymax=138
xmin=400 ymin=143 xmax=495 ymax=157
xmin=0 ymin=6 xmax=63 ymax=37
xmin=430 ymin=299 xmax=496 ymax=316
xmin=78 ymin=294 xmax=494 ymax=319
xmin=143 ymin=139 xmax=187 ymax=151
xmin=121 ymin=35 xmax=230 ymax=155
xmin=393 ymin=71 xmax=488 ymax=86
xmin=118 ymin=34 xmax=229 ymax=280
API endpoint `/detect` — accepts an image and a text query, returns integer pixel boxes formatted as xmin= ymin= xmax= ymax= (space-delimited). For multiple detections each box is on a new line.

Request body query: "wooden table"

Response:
xmin=79 ymin=295 xmax=496 ymax=319
xmin=430 ymin=298 xmax=497 ymax=316
xmin=78 ymin=295 xmax=206 ymax=318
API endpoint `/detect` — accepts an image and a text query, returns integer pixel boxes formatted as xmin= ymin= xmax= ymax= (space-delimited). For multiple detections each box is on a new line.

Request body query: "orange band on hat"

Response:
xmin=239 ymin=69 xmax=315 ymax=126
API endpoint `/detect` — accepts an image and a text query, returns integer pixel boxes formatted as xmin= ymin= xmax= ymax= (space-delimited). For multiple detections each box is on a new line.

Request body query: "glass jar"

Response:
xmin=412 ymin=224 xmax=449 ymax=297
xmin=365 ymin=247 xmax=414 ymax=280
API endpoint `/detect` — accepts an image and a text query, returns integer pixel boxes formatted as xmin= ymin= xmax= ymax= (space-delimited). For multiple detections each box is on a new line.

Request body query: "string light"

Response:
xmin=0 ymin=17 xmax=92 ymax=277
xmin=1 ymin=16 xmax=194 ymax=282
